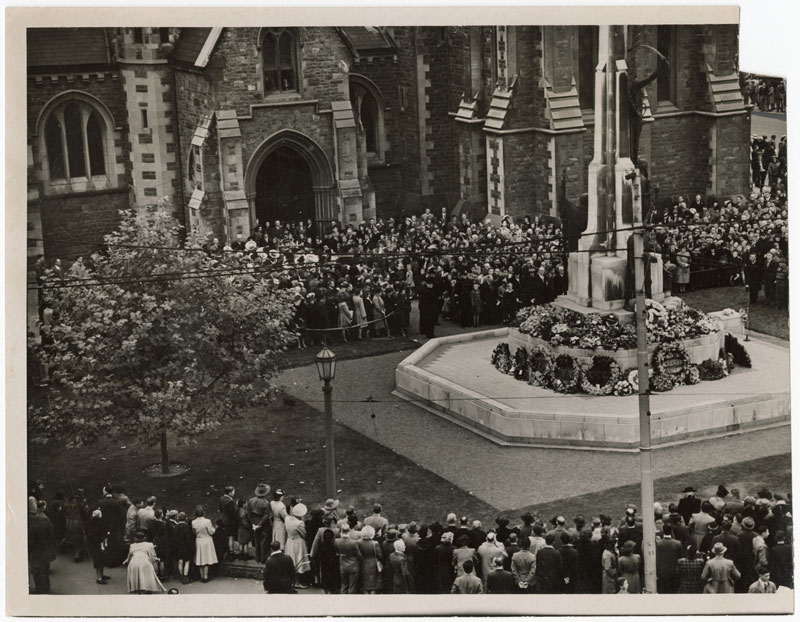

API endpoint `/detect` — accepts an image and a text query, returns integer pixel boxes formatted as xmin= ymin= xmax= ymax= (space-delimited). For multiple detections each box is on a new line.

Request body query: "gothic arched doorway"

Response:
xmin=254 ymin=145 xmax=315 ymax=224
xmin=245 ymin=129 xmax=335 ymax=231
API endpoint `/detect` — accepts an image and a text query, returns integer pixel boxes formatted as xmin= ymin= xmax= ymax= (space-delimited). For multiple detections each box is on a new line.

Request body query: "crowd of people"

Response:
xmin=28 ymin=478 xmax=792 ymax=595
xmin=741 ymin=74 xmax=787 ymax=113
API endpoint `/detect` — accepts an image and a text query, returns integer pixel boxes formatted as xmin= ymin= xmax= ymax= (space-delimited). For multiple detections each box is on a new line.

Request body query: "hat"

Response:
xmin=323 ymin=498 xmax=340 ymax=511
xmin=268 ymin=249 xmax=281 ymax=260
xmin=682 ymin=486 xmax=696 ymax=493
xmin=495 ymin=516 xmax=509 ymax=527
xmin=592 ymin=517 xmax=602 ymax=526
xmin=254 ymin=483 xmax=271 ymax=497
xmin=446 ymin=512 xmax=457 ymax=523
xmin=742 ymin=517 xmax=756 ymax=529
xmin=245 ymin=240 xmax=257 ymax=252
xmin=521 ymin=512 xmax=534 ymax=524
xmin=291 ymin=503 xmax=308 ymax=518
xmin=167 ymin=510 xmax=178 ymax=519
xmin=274 ymin=488 xmax=284 ymax=497
xmin=712 ymin=542 xmax=727 ymax=555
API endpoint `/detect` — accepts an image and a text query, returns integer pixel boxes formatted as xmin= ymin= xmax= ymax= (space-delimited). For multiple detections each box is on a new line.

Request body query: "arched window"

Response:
xmin=349 ymin=76 xmax=386 ymax=164
xmin=262 ymin=28 xmax=298 ymax=94
xmin=39 ymin=97 xmax=113 ymax=186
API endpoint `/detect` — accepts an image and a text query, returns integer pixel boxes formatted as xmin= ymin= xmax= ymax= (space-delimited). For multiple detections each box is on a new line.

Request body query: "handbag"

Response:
xmin=374 ymin=542 xmax=383 ymax=573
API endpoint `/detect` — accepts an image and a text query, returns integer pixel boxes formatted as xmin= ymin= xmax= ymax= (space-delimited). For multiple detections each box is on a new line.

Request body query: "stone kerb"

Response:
xmin=508 ymin=327 xmax=724 ymax=368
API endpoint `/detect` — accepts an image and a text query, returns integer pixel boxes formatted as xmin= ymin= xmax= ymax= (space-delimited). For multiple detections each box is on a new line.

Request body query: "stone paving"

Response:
xmin=276 ymin=337 xmax=791 ymax=511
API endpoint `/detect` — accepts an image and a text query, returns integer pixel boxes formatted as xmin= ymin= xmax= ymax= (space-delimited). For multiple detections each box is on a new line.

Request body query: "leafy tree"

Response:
xmin=28 ymin=208 xmax=295 ymax=473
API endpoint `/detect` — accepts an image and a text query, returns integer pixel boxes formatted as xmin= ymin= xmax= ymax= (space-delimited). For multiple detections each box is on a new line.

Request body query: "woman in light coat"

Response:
xmin=351 ymin=289 xmax=368 ymax=340
xmin=270 ymin=489 xmax=288 ymax=550
xmin=284 ymin=503 xmax=311 ymax=588
xmin=372 ymin=289 xmax=389 ymax=337
xmin=675 ymin=247 xmax=691 ymax=293
xmin=191 ymin=506 xmax=218 ymax=583
xmin=337 ymin=293 xmax=353 ymax=343
xmin=125 ymin=531 xmax=166 ymax=593
xmin=357 ymin=525 xmax=383 ymax=594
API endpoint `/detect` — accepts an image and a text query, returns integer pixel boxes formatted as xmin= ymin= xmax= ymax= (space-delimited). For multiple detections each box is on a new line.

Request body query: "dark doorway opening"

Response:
xmin=254 ymin=145 xmax=315 ymax=226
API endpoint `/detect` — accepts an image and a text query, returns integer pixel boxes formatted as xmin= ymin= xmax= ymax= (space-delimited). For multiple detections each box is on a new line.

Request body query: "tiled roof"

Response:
xmin=707 ymin=65 xmax=746 ymax=114
xmin=339 ymin=27 xmax=395 ymax=53
xmin=172 ymin=27 xmax=213 ymax=66
xmin=27 ymin=28 xmax=111 ymax=68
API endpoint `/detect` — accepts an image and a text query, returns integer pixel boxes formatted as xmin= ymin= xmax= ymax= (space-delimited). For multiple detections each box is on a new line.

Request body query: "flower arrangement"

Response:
xmin=528 ymin=345 xmax=554 ymax=387
xmin=517 ymin=304 xmax=636 ymax=351
xmin=513 ymin=347 xmax=530 ymax=381
xmin=652 ymin=342 xmax=691 ymax=381
xmin=613 ymin=379 xmax=635 ymax=396
xmin=491 ymin=342 xmax=513 ymax=374
xmin=546 ymin=354 xmax=582 ymax=394
xmin=650 ymin=373 xmax=675 ymax=392
xmin=581 ymin=355 xmax=623 ymax=396
xmin=725 ymin=333 xmax=752 ymax=368
xmin=645 ymin=300 xmax=721 ymax=344
xmin=697 ymin=358 xmax=726 ymax=381
xmin=684 ymin=365 xmax=701 ymax=385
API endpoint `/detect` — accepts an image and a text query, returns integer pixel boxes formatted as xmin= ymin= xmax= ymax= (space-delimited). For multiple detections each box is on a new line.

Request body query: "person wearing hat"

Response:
xmin=247 ymin=484 xmax=271 ymax=563
xmin=676 ymin=545 xmax=705 ymax=594
xmin=518 ymin=512 xmax=535 ymax=544
xmin=283 ymin=502 xmax=311 ymax=589
xmin=494 ymin=516 xmax=512 ymax=546
xmin=270 ymin=489 xmax=288 ymax=551
xmin=218 ymin=485 xmax=238 ymax=561
xmin=701 ymin=542 xmax=740 ymax=593
xmin=677 ymin=487 xmax=701 ymax=527
xmin=737 ymin=514 xmax=758 ymax=589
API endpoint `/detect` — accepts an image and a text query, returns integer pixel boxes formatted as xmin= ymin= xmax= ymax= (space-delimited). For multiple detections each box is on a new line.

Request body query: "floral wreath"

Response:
xmin=527 ymin=345 xmax=554 ymax=387
xmin=491 ymin=342 xmax=513 ymax=374
xmin=580 ymin=355 xmax=623 ymax=396
xmin=652 ymin=342 xmax=691 ymax=380
xmin=546 ymin=353 xmax=582 ymax=394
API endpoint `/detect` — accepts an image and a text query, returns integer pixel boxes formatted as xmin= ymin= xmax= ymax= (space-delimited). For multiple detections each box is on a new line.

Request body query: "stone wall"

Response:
xmin=650 ymin=114 xmax=712 ymax=199
xmin=36 ymin=188 xmax=129 ymax=263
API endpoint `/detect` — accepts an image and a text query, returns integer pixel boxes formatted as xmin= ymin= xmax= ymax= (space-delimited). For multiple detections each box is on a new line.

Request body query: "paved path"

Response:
xmin=37 ymin=553 xmax=319 ymax=595
xmin=751 ymin=110 xmax=787 ymax=139
xmin=277 ymin=341 xmax=791 ymax=511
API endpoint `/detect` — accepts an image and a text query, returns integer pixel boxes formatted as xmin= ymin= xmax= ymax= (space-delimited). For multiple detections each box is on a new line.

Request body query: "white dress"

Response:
xmin=126 ymin=542 xmax=166 ymax=593
xmin=192 ymin=517 xmax=219 ymax=566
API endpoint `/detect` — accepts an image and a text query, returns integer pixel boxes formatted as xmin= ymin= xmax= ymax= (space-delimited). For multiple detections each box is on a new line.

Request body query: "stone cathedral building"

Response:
xmin=27 ymin=25 xmax=749 ymax=262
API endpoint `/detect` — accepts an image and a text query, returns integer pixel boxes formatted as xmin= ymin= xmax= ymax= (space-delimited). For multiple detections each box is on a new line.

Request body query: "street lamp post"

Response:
xmin=315 ymin=346 xmax=338 ymax=498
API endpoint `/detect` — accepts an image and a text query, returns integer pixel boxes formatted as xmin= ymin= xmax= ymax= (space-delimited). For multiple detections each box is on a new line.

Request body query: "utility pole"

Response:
xmin=630 ymin=168 xmax=657 ymax=593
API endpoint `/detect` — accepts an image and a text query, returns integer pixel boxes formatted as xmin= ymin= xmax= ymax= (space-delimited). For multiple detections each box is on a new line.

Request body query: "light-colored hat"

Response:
xmin=323 ymin=498 xmax=340 ymax=511
xmin=254 ymin=483 xmax=270 ymax=497
xmin=712 ymin=542 xmax=727 ymax=555
xmin=245 ymin=240 xmax=257 ymax=252
xmin=291 ymin=503 xmax=308 ymax=518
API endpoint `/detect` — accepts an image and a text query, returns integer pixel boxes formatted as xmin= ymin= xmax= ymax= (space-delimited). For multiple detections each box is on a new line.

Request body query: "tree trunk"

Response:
xmin=160 ymin=429 xmax=170 ymax=474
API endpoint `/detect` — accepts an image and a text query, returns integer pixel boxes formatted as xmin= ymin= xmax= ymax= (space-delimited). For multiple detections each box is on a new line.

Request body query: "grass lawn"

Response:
xmin=28 ymin=390 xmax=791 ymax=529
xmin=681 ymin=286 xmax=789 ymax=341
xmin=27 ymin=393 xmax=496 ymax=525
xmin=280 ymin=333 xmax=420 ymax=369
xmin=510 ymin=453 xmax=792 ymax=523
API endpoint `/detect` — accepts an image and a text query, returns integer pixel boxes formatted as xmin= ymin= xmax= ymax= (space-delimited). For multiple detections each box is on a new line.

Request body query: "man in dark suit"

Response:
xmin=29 ymin=500 xmax=57 ymax=594
xmin=97 ymin=484 xmax=126 ymax=566
xmin=468 ymin=520 xmax=487 ymax=550
xmin=218 ymin=485 xmax=238 ymax=560
xmin=712 ymin=520 xmax=741 ymax=570
xmin=534 ymin=533 xmax=563 ymax=594
xmin=668 ymin=512 xmax=692 ymax=552
xmin=486 ymin=556 xmax=515 ymax=594
xmin=559 ymin=532 xmax=579 ymax=593
xmin=655 ymin=522 xmax=684 ymax=593
xmin=769 ymin=530 xmax=793 ymax=589
xmin=677 ymin=487 xmax=701 ymax=527
xmin=335 ymin=524 xmax=362 ymax=594
xmin=263 ymin=541 xmax=295 ymax=593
